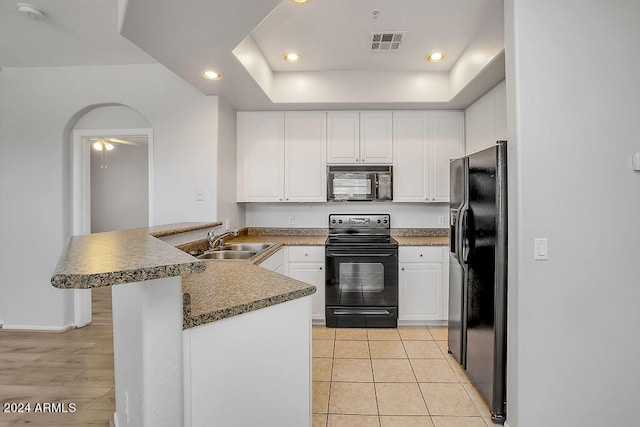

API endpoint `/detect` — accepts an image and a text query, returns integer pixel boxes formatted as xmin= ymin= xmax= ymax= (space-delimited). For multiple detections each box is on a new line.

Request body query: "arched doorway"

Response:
xmin=70 ymin=105 xmax=154 ymax=327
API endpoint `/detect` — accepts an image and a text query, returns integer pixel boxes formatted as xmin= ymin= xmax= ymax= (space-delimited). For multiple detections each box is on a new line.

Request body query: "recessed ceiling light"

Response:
xmin=202 ymin=70 xmax=223 ymax=80
xmin=426 ymin=52 xmax=446 ymax=63
xmin=283 ymin=53 xmax=302 ymax=63
xmin=290 ymin=0 xmax=310 ymax=4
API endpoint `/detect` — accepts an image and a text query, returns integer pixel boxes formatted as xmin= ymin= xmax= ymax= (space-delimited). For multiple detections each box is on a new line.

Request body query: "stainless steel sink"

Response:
xmin=218 ymin=243 xmax=275 ymax=252
xmin=197 ymin=250 xmax=256 ymax=260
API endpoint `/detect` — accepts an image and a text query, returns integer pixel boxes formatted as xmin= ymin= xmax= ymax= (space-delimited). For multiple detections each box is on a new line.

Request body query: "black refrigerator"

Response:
xmin=448 ymin=141 xmax=507 ymax=424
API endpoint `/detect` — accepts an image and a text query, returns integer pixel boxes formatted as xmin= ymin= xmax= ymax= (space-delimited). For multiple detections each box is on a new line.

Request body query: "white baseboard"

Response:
xmin=0 ymin=323 xmax=75 ymax=332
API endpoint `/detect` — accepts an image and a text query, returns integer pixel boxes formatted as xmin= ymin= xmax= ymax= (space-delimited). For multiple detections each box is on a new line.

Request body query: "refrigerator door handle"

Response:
xmin=460 ymin=208 xmax=470 ymax=264
xmin=453 ymin=206 xmax=464 ymax=264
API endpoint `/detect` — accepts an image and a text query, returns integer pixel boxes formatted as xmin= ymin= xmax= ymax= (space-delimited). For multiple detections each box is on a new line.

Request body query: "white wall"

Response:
xmin=216 ymin=97 xmax=245 ymax=230
xmin=465 ymin=80 xmax=507 ymax=155
xmin=75 ymin=105 xmax=151 ymax=130
xmin=91 ymin=141 xmax=149 ymax=232
xmin=505 ymin=1 xmax=640 ymax=426
xmin=0 ymin=63 xmax=219 ymax=329
xmin=245 ymin=202 xmax=448 ymax=229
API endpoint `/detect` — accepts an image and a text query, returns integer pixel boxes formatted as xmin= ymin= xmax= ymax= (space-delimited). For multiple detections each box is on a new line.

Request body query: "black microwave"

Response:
xmin=327 ymin=165 xmax=393 ymax=201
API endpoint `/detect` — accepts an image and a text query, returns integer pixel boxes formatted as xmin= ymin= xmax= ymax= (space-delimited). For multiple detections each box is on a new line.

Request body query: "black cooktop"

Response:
xmin=326 ymin=214 xmax=397 ymax=247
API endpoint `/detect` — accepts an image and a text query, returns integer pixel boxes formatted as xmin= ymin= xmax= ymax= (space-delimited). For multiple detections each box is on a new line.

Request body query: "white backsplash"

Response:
xmin=245 ymin=202 xmax=449 ymax=228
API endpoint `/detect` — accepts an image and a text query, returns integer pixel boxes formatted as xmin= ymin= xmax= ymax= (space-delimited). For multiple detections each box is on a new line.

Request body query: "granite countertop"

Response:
xmin=393 ymin=236 xmax=450 ymax=246
xmin=51 ymin=224 xmax=449 ymax=330
xmin=180 ymin=231 xmax=325 ymax=328
xmin=182 ymin=258 xmax=315 ymax=328
xmin=50 ymin=222 xmax=219 ymax=289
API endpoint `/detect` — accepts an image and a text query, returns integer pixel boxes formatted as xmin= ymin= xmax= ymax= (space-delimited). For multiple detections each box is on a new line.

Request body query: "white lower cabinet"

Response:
xmin=257 ymin=247 xmax=285 ymax=274
xmin=398 ymin=246 xmax=447 ymax=325
xmin=287 ymin=246 xmax=325 ymax=325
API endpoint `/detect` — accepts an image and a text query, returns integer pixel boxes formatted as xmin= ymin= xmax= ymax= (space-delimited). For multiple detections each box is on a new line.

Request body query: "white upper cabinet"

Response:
xmin=284 ymin=112 xmax=327 ymax=202
xmin=393 ymin=111 xmax=464 ymax=202
xmin=237 ymin=112 xmax=285 ymax=202
xmin=237 ymin=111 xmax=327 ymax=202
xmin=326 ymin=112 xmax=359 ymax=163
xmin=327 ymin=111 xmax=392 ymax=164
xmin=430 ymin=111 xmax=465 ymax=202
xmin=465 ymin=80 xmax=506 ymax=155
xmin=359 ymin=111 xmax=393 ymax=163
xmin=393 ymin=111 xmax=429 ymax=202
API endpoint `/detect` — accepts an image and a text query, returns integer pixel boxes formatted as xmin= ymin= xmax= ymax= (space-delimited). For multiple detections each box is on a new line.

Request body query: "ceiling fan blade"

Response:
xmin=105 ymin=137 xmax=139 ymax=146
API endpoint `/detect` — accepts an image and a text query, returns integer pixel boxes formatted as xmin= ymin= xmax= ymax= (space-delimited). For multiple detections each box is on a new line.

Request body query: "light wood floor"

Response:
xmin=0 ymin=287 xmax=115 ymax=426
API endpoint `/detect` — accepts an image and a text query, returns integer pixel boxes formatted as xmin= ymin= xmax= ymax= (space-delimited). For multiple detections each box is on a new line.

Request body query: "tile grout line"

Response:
xmin=401 ymin=334 xmax=434 ymax=423
xmin=366 ymin=330 xmax=383 ymax=426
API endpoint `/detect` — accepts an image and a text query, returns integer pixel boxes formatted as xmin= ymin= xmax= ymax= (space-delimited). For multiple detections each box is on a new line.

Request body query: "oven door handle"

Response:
xmin=326 ymin=252 xmax=395 ymax=257
xmin=333 ymin=309 xmax=391 ymax=316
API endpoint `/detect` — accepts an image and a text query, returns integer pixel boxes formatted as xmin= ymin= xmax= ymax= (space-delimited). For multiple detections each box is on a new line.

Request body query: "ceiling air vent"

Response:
xmin=370 ymin=31 xmax=406 ymax=51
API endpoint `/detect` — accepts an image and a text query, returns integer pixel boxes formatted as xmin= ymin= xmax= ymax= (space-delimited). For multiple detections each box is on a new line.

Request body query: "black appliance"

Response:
xmin=448 ymin=141 xmax=507 ymax=424
xmin=327 ymin=165 xmax=393 ymax=201
xmin=325 ymin=214 xmax=398 ymax=328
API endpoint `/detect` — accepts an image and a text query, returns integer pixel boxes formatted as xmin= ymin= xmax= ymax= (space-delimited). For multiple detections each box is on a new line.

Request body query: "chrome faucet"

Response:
xmin=208 ymin=226 xmax=239 ymax=250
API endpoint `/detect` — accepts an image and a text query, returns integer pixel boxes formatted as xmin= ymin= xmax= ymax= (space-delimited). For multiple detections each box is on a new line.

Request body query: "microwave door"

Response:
xmin=332 ymin=173 xmax=375 ymax=200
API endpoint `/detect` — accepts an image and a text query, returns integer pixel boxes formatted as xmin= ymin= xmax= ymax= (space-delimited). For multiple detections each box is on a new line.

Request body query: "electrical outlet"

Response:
xmin=225 ymin=219 xmax=230 ymax=231
xmin=437 ymin=216 xmax=445 ymax=225
xmin=288 ymin=216 xmax=295 ymax=225
xmin=195 ymin=188 xmax=205 ymax=201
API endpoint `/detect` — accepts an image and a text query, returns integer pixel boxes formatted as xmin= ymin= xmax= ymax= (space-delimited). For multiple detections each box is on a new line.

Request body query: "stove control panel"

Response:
xmin=329 ymin=214 xmax=390 ymax=229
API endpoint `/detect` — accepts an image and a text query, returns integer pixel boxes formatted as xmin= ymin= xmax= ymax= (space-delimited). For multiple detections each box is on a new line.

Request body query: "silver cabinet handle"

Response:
xmin=334 ymin=309 xmax=390 ymax=316
xmin=327 ymin=252 xmax=395 ymax=257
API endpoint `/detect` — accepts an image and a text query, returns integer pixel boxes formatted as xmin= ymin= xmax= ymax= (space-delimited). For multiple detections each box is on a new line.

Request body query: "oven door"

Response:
xmin=325 ymin=246 xmax=398 ymax=328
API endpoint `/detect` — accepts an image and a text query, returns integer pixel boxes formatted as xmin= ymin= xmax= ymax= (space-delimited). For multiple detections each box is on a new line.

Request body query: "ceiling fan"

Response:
xmin=89 ymin=137 xmax=142 ymax=169
xmin=90 ymin=137 xmax=140 ymax=151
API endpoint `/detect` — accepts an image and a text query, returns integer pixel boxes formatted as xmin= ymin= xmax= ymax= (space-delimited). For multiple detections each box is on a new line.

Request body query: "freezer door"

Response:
xmin=464 ymin=142 xmax=507 ymax=422
xmin=447 ymin=157 xmax=467 ymax=366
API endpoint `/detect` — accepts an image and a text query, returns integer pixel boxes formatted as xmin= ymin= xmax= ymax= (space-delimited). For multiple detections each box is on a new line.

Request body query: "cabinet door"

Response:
xmin=288 ymin=262 xmax=325 ymax=323
xmin=327 ymin=112 xmax=360 ymax=164
xmin=393 ymin=112 xmax=429 ymax=202
xmin=430 ymin=111 xmax=464 ymax=202
xmin=284 ymin=112 xmax=327 ymax=202
xmin=237 ymin=112 xmax=285 ymax=202
xmin=398 ymin=262 xmax=443 ymax=322
xmin=258 ymin=248 xmax=285 ymax=273
xmin=360 ymin=111 xmax=393 ymax=163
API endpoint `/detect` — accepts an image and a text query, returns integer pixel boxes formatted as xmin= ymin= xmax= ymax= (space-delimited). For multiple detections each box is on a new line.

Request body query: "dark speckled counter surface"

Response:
xmin=51 ymin=224 xmax=448 ymax=330
xmin=50 ymin=222 xmax=219 ymax=289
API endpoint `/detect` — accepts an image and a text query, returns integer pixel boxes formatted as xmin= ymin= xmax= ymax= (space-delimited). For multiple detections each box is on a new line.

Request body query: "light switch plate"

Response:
xmin=534 ymin=238 xmax=548 ymax=260
xmin=632 ymin=153 xmax=640 ymax=171
xmin=196 ymin=188 xmax=205 ymax=201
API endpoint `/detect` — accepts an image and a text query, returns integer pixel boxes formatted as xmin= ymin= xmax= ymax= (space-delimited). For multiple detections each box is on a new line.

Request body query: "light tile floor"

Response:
xmin=1 ymin=290 xmax=502 ymax=427
xmin=312 ymin=326 xmax=502 ymax=427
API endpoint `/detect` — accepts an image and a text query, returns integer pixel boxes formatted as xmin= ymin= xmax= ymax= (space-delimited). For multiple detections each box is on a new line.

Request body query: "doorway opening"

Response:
xmin=71 ymin=127 xmax=154 ymax=327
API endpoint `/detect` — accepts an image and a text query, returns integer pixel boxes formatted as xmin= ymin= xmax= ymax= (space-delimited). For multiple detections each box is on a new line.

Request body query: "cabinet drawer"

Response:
xmin=288 ymin=246 xmax=325 ymax=262
xmin=398 ymin=246 xmax=443 ymax=263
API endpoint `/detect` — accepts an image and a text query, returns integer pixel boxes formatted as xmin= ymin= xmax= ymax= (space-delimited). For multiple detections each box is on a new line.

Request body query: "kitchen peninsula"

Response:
xmin=51 ymin=222 xmax=316 ymax=427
